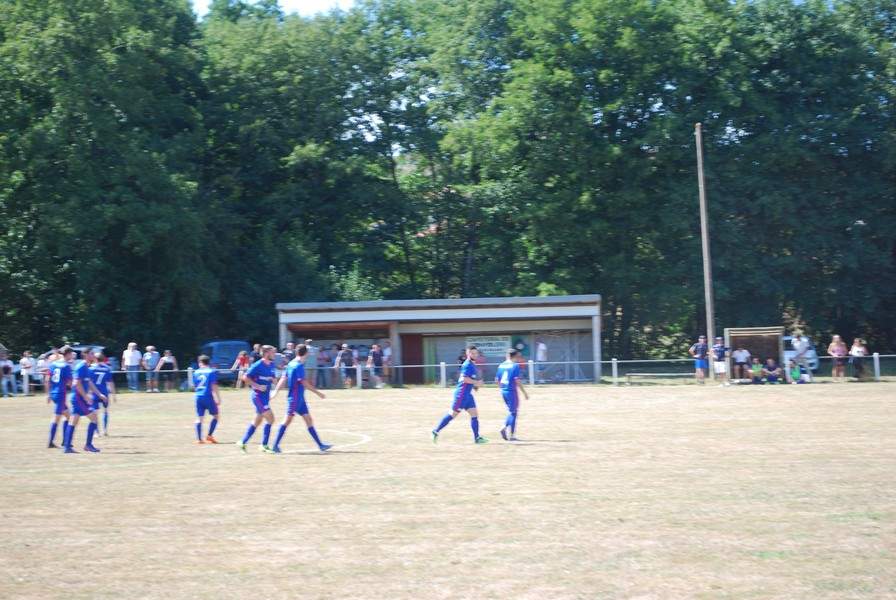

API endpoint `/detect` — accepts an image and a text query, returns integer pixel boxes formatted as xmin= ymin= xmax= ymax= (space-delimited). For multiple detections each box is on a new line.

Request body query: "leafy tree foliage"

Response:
xmin=1 ymin=0 xmax=893 ymax=357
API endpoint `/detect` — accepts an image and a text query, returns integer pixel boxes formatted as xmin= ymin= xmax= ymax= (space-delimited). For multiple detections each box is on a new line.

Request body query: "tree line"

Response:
xmin=1 ymin=0 xmax=893 ymax=358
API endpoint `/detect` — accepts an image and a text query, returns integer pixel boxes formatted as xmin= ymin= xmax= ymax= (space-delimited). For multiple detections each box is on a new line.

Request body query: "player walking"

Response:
xmin=236 ymin=345 xmax=277 ymax=453
xmin=270 ymin=344 xmax=331 ymax=453
xmin=89 ymin=351 xmax=116 ymax=436
xmin=496 ymin=349 xmax=529 ymax=441
xmin=689 ymin=335 xmax=709 ymax=384
xmin=192 ymin=355 xmax=222 ymax=444
xmin=63 ymin=349 xmax=107 ymax=453
xmin=45 ymin=346 xmax=73 ymax=448
xmin=431 ymin=345 xmax=488 ymax=444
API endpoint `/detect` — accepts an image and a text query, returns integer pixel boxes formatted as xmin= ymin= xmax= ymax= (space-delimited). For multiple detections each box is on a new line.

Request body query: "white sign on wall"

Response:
xmin=465 ymin=335 xmax=512 ymax=357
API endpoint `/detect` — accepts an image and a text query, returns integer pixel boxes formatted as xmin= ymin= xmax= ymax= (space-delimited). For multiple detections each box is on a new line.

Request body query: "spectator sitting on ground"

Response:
xmin=787 ymin=360 xmax=807 ymax=384
xmin=731 ymin=346 xmax=751 ymax=380
xmin=762 ymin=358 xmax=783 ymax=383
xmin=749 ymin=357 xmax=764 ymax=384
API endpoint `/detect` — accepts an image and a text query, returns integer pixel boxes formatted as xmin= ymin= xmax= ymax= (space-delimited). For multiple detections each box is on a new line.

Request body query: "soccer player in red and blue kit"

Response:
xmin=431 ymin=345 xmax=488 ymax=444
xmin=270 ymin=344 xmax=330 ymax=453
xmin=45 ymin=346 xmax=73 ymax=448
xmin=89 ymin=351 xmax=116 ymax=436
xmin=495 ymin=348 xmax=529 ymax=441
xmin=63 ymin=349 xmax=107 ymax=453
xmin=236 ymin=345 xmax=278 ymax=453
xmin=192 ymin=355 xmax=222 ymax=444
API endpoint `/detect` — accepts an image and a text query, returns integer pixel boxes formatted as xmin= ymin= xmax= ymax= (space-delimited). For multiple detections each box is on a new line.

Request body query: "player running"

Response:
xmin=270 ymin=344 xmax=331 ymax=453
xmin=236 ymin=344 xmax=277 ymax=453
xmin=431 ymin=345 xmax=488 ymax=444
xmin=63 ymin=348 xmax=107 ymax=453
xmin=495 ymin=348 xmax=529 ymax=441
xmin=45 ymin=346 xmax=73 ymax=448
xmin=89 ymin=351 xmax=116 ymax=436
xmin=192 ymin=355 xmax=222 ymax=444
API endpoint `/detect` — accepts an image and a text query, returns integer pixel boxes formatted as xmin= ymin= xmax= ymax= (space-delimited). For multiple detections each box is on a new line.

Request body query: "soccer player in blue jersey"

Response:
xmin=270 ymin=344 xmax=330 ymax=453
xmin=236 ymin=344 xmax=278 ymax=453
xmin=431 ymin=345 xmax=488 ymax=444
xmin=89 ymin=351 xmax=116 ymax=436
xmin=63 ymin=348 xmax=107 ymax=453
xmin=192 ymin=354 xmax=222 ymax=444
xmin=495 ymin=348 xmax=529 ymax=441
xmin=45 ymin=346 xmax=74 ymax=448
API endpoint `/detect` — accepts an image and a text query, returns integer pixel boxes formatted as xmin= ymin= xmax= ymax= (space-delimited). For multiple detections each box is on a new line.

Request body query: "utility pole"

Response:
xmin=695 ymin=123 xmax=715 ymax=379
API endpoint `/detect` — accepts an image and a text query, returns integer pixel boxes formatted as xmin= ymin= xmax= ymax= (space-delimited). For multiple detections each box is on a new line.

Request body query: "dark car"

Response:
xmin=198 ymin=340 xmax=251 ymax=381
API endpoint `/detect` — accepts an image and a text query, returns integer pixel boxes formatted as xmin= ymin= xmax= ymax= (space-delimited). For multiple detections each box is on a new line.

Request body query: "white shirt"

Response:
xmin=732 ymin=349 xmax=751 ymax=363
xmin=536 ymin=342 xmax=548 ymax=362
xmin=792 ymin=337 xmax=809 ymax=357
xmin=849 ymin=345 xmax=867 ymax=357
xmin=19 ymin=357 xmax=34 ymax=374
xmin=382 ymin=346 xmax=393 ymax=362
xmin=122 ymin=349 xmax=142 ymax=367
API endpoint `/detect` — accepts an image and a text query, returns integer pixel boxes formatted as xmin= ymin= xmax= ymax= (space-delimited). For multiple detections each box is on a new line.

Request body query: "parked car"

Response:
xmin=197 ymin=340 xmax=251 ymax=381
xmin=782 ymin=335 xmax=819 ymax=371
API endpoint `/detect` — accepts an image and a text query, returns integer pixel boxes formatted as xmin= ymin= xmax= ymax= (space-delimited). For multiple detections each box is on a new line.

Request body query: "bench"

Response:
xmin=624 ymin=372 xmax=693 ymax=385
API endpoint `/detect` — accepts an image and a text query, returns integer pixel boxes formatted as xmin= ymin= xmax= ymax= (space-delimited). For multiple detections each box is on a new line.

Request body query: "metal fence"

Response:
xmin=5 ymin=354 xmax=892 ymax=395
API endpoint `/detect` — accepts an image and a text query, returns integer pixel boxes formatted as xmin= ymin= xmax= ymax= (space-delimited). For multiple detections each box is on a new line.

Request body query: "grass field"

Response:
xmin=1 ymin=383 xmax=894 ymax=599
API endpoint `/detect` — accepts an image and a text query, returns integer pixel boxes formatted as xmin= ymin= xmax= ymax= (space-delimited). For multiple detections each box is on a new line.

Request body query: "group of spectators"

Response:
xmin=232 ymin=339 xmax=394 ymax=390
xmin=121 ymin=342 xmax=179 ymax=392
xmin=689 ymin=332 xmax=872 ymax=385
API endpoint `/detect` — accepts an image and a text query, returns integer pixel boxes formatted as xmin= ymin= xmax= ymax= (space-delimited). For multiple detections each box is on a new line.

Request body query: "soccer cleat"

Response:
xmin=63 ymin=447 xmax=78 ymax=454
xmin=205 ymin=435 xmax=218 ymax=444
xmin=261 ymin=445 xmax=275 ymax=454
xmin=509 ymin=436 xmax=521 ymax=442
xmin=318 ymin=443 xmax=332 ymax=452
xmin=475 ymin=436 xmax=489 ymax=444
xmin=271 ymin=446 xmax=283 ymax=454
xmin=235 ymin=442 xmax=247 ymax=453
xmin=48 ymin=442 xmax=58 ymax=449
xmin=500 ymin=428 xmax=508 ymax=441
xmin=84 ymin=445 xmax=101 ymax=453
xmin=195 ymin=439 xmax=205 ymax=444
xmin=431 ymin=431 xmax=439 ymax=444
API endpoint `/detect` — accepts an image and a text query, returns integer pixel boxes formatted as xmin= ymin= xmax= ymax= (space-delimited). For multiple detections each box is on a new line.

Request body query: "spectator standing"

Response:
xmin=142 ymin=345 xmax=161 ymax=392
xmin=731 ymin=346 xmax=751 ymax=380
xmin=231 ymin=350 xmax=250 ymax=389
xmin=791 ymin=332 xmax=814 ymax=382
xmin=0 ymin=352 xmax=14 ymax=396
xmin=710 ymin=337 xmax=730 ymax=386
xmin=366 ymin=343 xmax=385 ymax=388
xmin=19 ymin=350 xmax=35 ymax=395
xmin=535 ymin=338 xmax=548 ymax=383
xmin=473 ymin=350 xmax=487 ymax=382
xmin=249 ymin=343 xmax=261 ymax=364
xmin=316 ymin=345 xmax=330 ymax=389
xmin=155 ymin=349 xmax=179 ymax=391
xmin=849 ymin=338 xmax=869 ymax=380
xmin=827 ymin=335 xmax=848 ymax=382
xmin=304 ymin=339 xmax=319 ymax=389
xmin=122 ymin=342 xmax=142 ymax=391
xmin=688 ymin=335 xmax=709 ymax=384
xmin=334 ymin=343 xmax=355 ymax=388
xmin=382 ymin=340 xmax=393 ymax=383
xmin=282 ymin=342 xmax=296 ymax=364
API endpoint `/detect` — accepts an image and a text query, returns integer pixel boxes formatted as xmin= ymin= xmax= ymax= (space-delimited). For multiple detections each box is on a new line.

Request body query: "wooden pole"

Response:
xmin=695 ymin=123 xmax=716 ymax=379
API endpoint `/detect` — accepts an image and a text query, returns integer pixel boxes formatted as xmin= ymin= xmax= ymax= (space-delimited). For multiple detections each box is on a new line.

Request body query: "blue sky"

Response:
xmin=191 ymin=0 xmax=355 ymax=18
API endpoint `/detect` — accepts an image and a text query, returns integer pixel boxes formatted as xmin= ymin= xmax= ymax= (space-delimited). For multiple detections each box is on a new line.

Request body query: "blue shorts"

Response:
xmin=501 ymin=391 xmax=519 ymax=413
xmin=370 ymin=366 xmax=383 ymax=377
xmin=91 ymin=394 xmax=108 ymax=410
xmin=51 ymin=396 xmax=68 ymax=415
xmin=452 ymin=393 xmax=476 ymax=411
xmin=694 ymin=358 xmax=708 ymax=370
xmin=196 ymin=397 xmax=219 ymax=417
xmin=146 ymin=371 xmax=159 ymax=382
xmin=71 ymin=394 xmax=95 ymax=417
xmin=252 ymin=395 xmax=270 ymax=414
xmin=287 ymin=394 xmax=309 ymax=417
xmin=340 ymin=366 xmax=353 ymax=379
